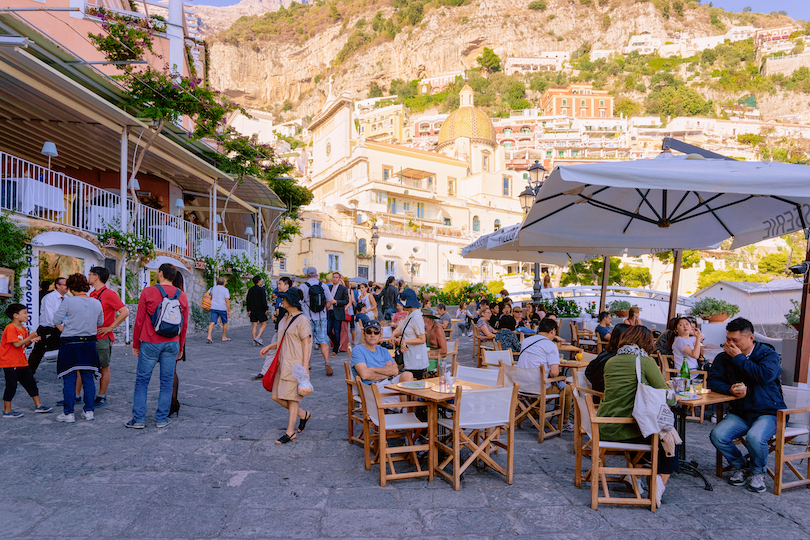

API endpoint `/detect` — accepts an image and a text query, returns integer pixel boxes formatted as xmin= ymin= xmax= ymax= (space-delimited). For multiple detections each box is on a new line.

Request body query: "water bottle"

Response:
xmin=680 ymin=356 xmax=691 ymax=379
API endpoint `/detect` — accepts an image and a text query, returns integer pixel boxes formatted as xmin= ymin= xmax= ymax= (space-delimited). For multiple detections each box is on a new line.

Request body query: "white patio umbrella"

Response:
xmin=462 ymin=224 xmax=597 ymax=266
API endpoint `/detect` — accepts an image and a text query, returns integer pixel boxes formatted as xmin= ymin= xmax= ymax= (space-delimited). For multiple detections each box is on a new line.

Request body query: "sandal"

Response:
xmin=276 ymin=432 xmax=296 ymax=444
xmin=206 ymin=338 xmax=213 ymax=344
xmin=298 ymin=412 xmax=312 ymax=433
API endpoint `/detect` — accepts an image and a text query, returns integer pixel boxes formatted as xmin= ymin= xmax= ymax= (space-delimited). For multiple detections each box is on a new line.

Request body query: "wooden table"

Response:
xmin=385 ymin=377 xmax=494 ymax=480
xmin=675 ymin=391 xmax=739 ymax=490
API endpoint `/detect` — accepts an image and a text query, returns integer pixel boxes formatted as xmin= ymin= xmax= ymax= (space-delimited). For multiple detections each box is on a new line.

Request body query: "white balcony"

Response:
xmin=0 ymin=151 xmax=259 ymax=264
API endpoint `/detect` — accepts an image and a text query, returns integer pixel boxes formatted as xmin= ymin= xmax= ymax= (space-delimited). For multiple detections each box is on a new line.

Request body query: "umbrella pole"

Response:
xmin=794 ymin=239 xmax=810 ymax=385
xmin=667 ymin=250 xmax=683 ymax=321
xmin=599 ymin=256 xmax=610 ymax=313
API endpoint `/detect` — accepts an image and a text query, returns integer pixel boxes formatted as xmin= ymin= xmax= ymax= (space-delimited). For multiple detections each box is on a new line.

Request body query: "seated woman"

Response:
xmin=391 ymin=302 xmax=407 ymax=325
xmin=594 ymin=311 xmax=613 ymax=342
xmin=669 ymin=317 xmax=703 ymax=371
xmin=623 ymin=306 xmax=642 ymax=326
xmin=654 ymin=317 xmax=679 ymax=357
xmin=494 ymin=302 xmax=511 ymax=330
xmin=456 ymin=301 xmax=475 ymax=337
xmin=422 ymin=309 xmax=447 ymax=357
xmin=495 ymin=315 xmax=521 ymax=353
xmin=597 ymin=326 xmax=678 ymax=506
xmin=585 ymin=323 xmax=632 ymax=393
xmin=490 ymin=303 xmax=502 ymax=329
xmin=513 ymin=307 xmax=535 ymax=334
xmin=475 ymin=307 xmax=497 ymax=340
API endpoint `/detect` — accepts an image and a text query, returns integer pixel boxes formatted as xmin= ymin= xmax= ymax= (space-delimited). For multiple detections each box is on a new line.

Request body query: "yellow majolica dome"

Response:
xmin=436 ymin=85 xmax=497 ymax=148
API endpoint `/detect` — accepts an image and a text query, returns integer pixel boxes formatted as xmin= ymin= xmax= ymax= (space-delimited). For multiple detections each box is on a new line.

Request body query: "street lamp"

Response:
xmin=520 ymin=160 xmax=547 ymax=305
xmin=406 ymin=253 xmax=417 ymax=284
xmin=370 ymin=222 xmax=379 ymax=282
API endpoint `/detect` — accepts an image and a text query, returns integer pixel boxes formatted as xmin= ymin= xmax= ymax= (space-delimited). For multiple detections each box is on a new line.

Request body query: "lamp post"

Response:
xmin=370 ymin=222 xmax=379 ymax=282
xmin=406 ymin=253 xmax=417 ymax=284
xmin=520 ymin=160 xmax=547 ymax=305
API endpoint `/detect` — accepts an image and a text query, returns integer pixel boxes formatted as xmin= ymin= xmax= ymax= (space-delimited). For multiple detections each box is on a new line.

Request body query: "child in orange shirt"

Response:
xmin=2 ymin=304 xmax=52 ymax=418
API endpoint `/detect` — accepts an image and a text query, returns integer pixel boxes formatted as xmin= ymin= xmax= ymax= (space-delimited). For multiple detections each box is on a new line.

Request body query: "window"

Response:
xmin=558 ymin=150 xmax=565 ymax=158
xmin=383 ymin=166 xmax=393 ymax=180
xmin=357 ymin=266 xmax=369 ymax=279
xmin=482 ymin=153 xmax=490 ymax=172
xmin=358 ymin=238 xmax=367 ymax=255
xmin=473 ymin=215 xmax=481 ymax=232
xmin=562 ymin=99 xmax=567 ymax=105
xmin=403 ymin=202 xmax=410 ymax=211
xmin=388 ymin=197 xmax=397 ymax=214
xmin=416 ymin=203 xmax=424 ymax=218
xmin=312 ymin=221 xmax=322 ymax=238
xmin=504 ymin=128 xmax=512 ymax=135
xmin=600 ymin=99 xmax=605 ymax=106
xmin=494 ymin=219 xmax=501 ymax=231
xmin=521 ymin=127 xmax=530 ymax=134
xmin=444 ymin=217 xmax=452 ymax=226
xmin=504 ymin=141 xmax=513 ymax=149
xmin=523 ymin=172 xmax=529 ymax=180
xmin=580 ymin=108 xmax=587 ymax=116
xmin=327 ymin=253 xmax=341 ymax=273
xmin=581 ymin=99 xmax=586 ymax=106
xmin=427 ymin=177 xmax=434 ymax=191
xmin=375 ymin=191 xmax=387 ymax=204
xmin=599 ymin=110 xmax=606 ymax=118
xmin=385 ymin=260 xmax=396 ymax=276
xmin=502 ymin=177 xmax=510 ymax=197
xmin=448 ymin=177 xmax=456 ymax=197
xmin=562 ymin=108 xmax=568 ymax=115
xmin=279 ymin=258 xmax=287 ymax=271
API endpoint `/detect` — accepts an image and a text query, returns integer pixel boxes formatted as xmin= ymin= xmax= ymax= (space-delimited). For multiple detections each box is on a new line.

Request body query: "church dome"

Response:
xmin=436 ymin=85 xmax=497 ymax=149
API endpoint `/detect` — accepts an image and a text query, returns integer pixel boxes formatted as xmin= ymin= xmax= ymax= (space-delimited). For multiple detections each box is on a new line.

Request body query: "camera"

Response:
xmin=789 ymin=261 xmax=810 ymax=275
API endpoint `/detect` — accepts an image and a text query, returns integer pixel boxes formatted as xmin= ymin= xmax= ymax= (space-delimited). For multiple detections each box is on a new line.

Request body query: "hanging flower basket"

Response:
xmin=194 ymin=259 xmax=207 ymax=269
xmin=104 ymin=238 xmax=116 ymax=248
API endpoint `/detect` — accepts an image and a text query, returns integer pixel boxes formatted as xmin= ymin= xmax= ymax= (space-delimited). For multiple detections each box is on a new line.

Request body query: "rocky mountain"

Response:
xmin=192 ymin=0 xmax=284 ymax=37
xmin=204 ymin=0 xmax=800 ymax=119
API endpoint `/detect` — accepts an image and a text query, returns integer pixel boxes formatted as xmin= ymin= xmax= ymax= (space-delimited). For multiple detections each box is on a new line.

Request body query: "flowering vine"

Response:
xmin=87 ymin=7 xmax=166 ymax=67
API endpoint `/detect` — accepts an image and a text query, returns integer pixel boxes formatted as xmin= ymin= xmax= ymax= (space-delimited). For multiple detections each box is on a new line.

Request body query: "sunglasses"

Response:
xmin=364 ymin=329 xmax=381 ymax=335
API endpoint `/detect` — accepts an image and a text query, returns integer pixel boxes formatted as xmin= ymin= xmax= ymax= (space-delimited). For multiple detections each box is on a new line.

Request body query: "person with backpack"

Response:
xmin=299 ymin=267 xmax=335 ymax=376
xmin=382 ymin=276 xmax=398 ymax=321
xmin=126 ymin=263 xmax=189 ymax=429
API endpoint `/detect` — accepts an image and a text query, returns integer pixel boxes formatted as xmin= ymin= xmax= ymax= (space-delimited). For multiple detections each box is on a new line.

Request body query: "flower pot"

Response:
xmin=103 ymin=238 xmax=116 ymax=248
xmin=707 ymin=313 xmax=730 ymax=323
xmin=613 ymin=310 xmax=629 ymax=318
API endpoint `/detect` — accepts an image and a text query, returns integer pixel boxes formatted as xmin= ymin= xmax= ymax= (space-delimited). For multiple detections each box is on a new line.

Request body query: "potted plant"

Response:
xmin=690 ymin=297 xmax=740 ymax=323
xmin=785 ymin=299 xmax=801 ymax=331
xmin=608 ymin=300 xmax=631 ymax=318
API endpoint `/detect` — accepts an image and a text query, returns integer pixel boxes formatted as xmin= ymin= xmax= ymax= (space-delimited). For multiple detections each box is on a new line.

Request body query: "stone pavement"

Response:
xmin=2 ymin=325 xmax=809 ymax=539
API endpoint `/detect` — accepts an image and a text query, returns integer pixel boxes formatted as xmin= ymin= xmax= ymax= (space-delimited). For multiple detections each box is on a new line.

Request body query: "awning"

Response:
xmin=146 ymin=256 xmax=191 ymax=275
xmin=31 ymin=231 xmax=103 ymax=259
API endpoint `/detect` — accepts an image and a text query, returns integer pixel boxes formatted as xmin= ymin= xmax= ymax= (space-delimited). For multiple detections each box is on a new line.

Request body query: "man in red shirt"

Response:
xmin=87 ymin=266 xmax=129 ymax=408
xmin=126 ymin=263 xmax=188 ymax=429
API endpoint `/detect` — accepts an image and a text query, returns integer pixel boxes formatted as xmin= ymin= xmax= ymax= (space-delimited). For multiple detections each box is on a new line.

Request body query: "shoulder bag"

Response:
xmin=394 ymin=316 xmax=412 ymax=367
xmin=262 ymin=314 xmax=303 ymax=392
xmin=201 ymin=290 xmax=212 ymax=311
xmin=631 ymin=355 xmax=675 ymax=437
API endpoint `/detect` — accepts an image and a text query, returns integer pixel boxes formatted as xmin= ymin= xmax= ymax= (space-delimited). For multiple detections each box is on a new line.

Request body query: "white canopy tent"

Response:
xmin=462 ymin=224 xmax=596 ymax=266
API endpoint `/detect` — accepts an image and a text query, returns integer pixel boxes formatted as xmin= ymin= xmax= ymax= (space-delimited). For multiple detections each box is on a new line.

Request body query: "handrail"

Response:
xmin=0 ymin=151 xmax=259 ymax=264
xmin=507 ymin=285 xmax=693 ymax=304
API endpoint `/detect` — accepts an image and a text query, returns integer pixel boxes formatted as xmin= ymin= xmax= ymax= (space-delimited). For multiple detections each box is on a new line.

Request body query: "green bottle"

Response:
xmin=680 ymin=357 xmax=691 ymax=379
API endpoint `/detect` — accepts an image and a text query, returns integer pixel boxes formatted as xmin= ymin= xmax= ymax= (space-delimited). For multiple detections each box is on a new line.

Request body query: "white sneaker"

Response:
xmin=729 ymin=468 xmax=749 ymax=486
xmin=82 ymin=411 xmax=94 ymax=421
xmin=747 ymin=473 xmax=767 ymax=493
xmin=56 ymin=413 xmax=75 ymax=423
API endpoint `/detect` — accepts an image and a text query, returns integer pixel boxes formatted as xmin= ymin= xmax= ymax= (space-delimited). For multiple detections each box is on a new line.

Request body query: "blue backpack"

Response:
xmin=151 ymin=285 xmax=183 ymax=338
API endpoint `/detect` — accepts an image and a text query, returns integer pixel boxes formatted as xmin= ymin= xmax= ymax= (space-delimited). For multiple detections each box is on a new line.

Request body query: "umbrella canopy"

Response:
xmin=519 ymin=154 xmax=810 ymax=251
xmin=348 ymin=277 xmax=368 ymax=284
xmin=484 ymin=224 xmax=599 ymax=266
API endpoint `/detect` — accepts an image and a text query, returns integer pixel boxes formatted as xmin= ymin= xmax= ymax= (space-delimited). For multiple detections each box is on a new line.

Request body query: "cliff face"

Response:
xmin=205 ymin=0 xmax=795 ymax=119
xmin=193 ymin=0 xmax=282 ymax=37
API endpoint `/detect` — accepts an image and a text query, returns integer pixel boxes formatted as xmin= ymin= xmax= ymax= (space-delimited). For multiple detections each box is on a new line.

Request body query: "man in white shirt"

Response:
xmin=206 ymin=277 xmax=231 ymax=343
xmin=28 ymin=277 xmax=68 ymax=375
xmin=299 ymin=267 xmax=335 ymax=376
xmin=517 ymin=317 xmax=573 ymax=431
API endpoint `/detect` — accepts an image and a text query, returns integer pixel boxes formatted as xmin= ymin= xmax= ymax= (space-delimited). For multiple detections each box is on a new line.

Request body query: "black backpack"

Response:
xmin=308 ymin=283 xmax=327 ymax=313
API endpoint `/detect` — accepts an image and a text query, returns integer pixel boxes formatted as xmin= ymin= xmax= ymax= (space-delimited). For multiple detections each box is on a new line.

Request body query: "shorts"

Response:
xmin=96 ymin=337 xmax=112 ymax=368
xmin=210 ymin=309 xmax=228 ymax=324
xmin=310 ymin=319 xmax=329 ymax=345
xmin=250 ymin=312 xmax=268 ymax=323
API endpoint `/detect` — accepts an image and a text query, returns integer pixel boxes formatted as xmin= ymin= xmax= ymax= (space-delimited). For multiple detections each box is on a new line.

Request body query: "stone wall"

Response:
xmin=763 ymin=53 xmax=810 ymax=76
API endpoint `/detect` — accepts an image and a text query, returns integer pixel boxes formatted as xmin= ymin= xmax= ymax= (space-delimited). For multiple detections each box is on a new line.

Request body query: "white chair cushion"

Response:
xmin=599 ymin=441 xmax=651 ymax=451
xmin=784 ymin=427 xmax=809 ymax=438
xmin=438 ymin=418 xmax=506 ymax=431
xmin=379 ymin=412 xmax=428 ymax=431
xmin=353 ymin=395 xmax=362 ymax=403
xmin=580 ymin=340 xmax=597 ymax=346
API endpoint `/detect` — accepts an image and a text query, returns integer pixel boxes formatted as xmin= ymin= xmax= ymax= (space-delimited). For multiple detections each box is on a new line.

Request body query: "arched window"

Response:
xmin=473 ymin=215 xmax=481 ymax=232
xmin=358 ymin=238 xmax=367 ymax=255
xmin=494 ymin=219 xmax=501 ymax=231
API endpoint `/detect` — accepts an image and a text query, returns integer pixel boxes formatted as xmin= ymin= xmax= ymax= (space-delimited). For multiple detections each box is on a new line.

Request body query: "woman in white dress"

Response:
xmin=356 ymin=283 xmax=377 ymax=326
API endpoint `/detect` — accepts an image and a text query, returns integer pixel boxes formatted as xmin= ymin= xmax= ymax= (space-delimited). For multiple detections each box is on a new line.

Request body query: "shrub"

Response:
xmin=528 ymin=0 xmax=547 ymax=10
xmin=785 ymin=299 xmax=801 ymax=328
xmin=690 ymin=297 xmax=740 ymax=319
xmin=546 ymin=297 xmax=582 ymax=318
xmin=608 ymin=300 xmax=631 ymax=312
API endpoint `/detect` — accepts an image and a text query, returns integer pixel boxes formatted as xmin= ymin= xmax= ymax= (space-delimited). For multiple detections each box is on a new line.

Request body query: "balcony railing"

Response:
xmin=0 ymin=151 xmax=259 ymax=264
xmin=371 ymin=172 xmax=437 ymax=193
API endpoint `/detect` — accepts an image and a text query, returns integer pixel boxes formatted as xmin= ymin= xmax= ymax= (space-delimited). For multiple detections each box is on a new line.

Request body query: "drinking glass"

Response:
xmin=438 ymin=358 xmax=446 ymax=386
xmin=445 ymin=367 xmax=455 ymax=389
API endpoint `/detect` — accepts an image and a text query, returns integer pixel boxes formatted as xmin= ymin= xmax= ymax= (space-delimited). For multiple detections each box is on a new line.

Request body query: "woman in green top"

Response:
xmin=598 ymin=326 xmax=678 ymax=504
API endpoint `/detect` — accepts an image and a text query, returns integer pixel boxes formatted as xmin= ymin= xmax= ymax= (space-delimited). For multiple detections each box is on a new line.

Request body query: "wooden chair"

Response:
xmin=472 ymin=323 xmax=495 ymax=368
xmin=773 ymin=386 xmax=810 ymax=495
xmin=663 ymin=366 xmax=707 ymax=423
xmin=656 ymin=353 xmax=674 ymax=372
xmin=570 ymin=322 xmax=598 ymax=352
xmin=343 ymin=363 xmax=364 ymax=447
xmin=454 ymin=364 xmax=503 ymax=387
xmin=356 ymin=376 xmax=431 ymax=487
xmin=444 ymin=322 xmax=455 ymax=341
xmin=501 ymin=362 xmax=566 ymax=443
xmin=444 ymin=339 xmax=459 ymax=366
xmin=435 ymin=385 xmax=519 ymax=490
xmin=572 ymin=384 xmax=602 ymax=486
xmin=483 ymin=349 xmax=513 ymax=370
xmin=579 ymin=392 xmax=660 ymax=512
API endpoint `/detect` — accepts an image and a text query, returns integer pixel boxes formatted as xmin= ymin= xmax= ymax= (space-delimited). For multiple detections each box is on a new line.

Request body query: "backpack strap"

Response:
xmin=516 ymin=335 xmax=549 ymax=362
xmin=155 ymin=284 xmax=168 ymax=298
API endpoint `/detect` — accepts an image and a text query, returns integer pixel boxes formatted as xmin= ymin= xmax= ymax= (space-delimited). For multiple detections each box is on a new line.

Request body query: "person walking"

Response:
xmin=52 ymin=274 xmax=104 ymax=423
xmin=206 ymin=277 xmax=231 ymax=343
xmin=392 ymin=289 xmax=429 ymax=380
xmin=246 ymin=275 xmax=269 ymax=346
xmin=327 ymin=272 xmax=349 ymax=358
xmin=272 ymin=276 xmax=293 ymax=340
xmin=2 ymin=304 xmax=51 ymax=418
xmin=299 ymin=267 xmax=335 ymax=376
xmin=86 ymin=266 xmax=129 ymax=408
xmin=259 ymin=287 xmax=312 ymax=444
xmin=27 ymin=276 xmax=68 ymax=375
xmin=382 ymin=276 xmax=398 ymax=321
xmin=169 ymin=271 xmax=187 ymax=418
xmin=126 ymin=263 xmax=189 ymax=429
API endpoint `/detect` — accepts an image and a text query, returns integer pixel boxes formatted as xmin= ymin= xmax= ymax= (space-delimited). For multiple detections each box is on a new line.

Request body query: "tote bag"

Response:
xmin=631 ymin=355 xmax=675 ymax=438
xmin=262 ymin=314 xmax=302 ymax=392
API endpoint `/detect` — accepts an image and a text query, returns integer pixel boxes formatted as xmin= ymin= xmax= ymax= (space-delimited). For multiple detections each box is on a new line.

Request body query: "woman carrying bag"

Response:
xmin=259 ymin=287 xmax=313 ymax=444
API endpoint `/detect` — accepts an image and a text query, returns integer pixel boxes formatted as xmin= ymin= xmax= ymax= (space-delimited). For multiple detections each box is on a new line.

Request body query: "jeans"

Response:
xmin=62 ymin=370 xmax=95 ymax=415
xmin=132 ymin=341 xmax=179 ymax=423
xmin=710 ymin=413 xmax=777 ymax=475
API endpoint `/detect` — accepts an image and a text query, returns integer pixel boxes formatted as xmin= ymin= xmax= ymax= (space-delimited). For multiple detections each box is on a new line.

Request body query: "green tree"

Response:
xmin=561 ymin=258 xmax=621 ymax=286
xmin=527 ymin=0 xmax=546 ymax=10
xmin=368 ymin=81 xmax=383 ymax=98
xmin=282 ymin=100 xmax=292 ymax=111
xmin=619 ymin=265 xmax=652 ymax=289
xmin=758 ymin=252 xmax=790 ymax=275
xmin=614 ymin=97 xmax=642 ymax=117
xmin=655 ymin=250 xmax=701 ymax=269
xmin=476 ymin=47 xmax=501 ymax=73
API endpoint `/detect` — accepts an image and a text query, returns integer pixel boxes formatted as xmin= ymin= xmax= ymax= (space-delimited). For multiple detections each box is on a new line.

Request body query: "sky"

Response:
xmin=195 ymin=0 xmax=809 ymax=20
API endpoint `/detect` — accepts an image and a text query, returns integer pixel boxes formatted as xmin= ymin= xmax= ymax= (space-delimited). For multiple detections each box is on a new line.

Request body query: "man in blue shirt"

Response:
xmin=350 ymin=320 xmax=413 ymax=391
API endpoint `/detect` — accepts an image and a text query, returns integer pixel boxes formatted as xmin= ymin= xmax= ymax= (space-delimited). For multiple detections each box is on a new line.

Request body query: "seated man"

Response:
xmin=708 ymin=317 xmax=786 ymax=494
xmin=495 ymin=315 xmax=521 ymax=353
xmin=594 ymin=311 xmax=613 ymax=342
xmin=435 ymin=303 xmax=451 ymax=331
xmin=544 ymin=314 xmax=568 ymax=344
xmin=517 ymin=318 xmax=573 ymax=431
xmin=422 ymin=309 xmax=447 ymax=358
xmin=350 ymin=320 xmax=413 ymax=392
